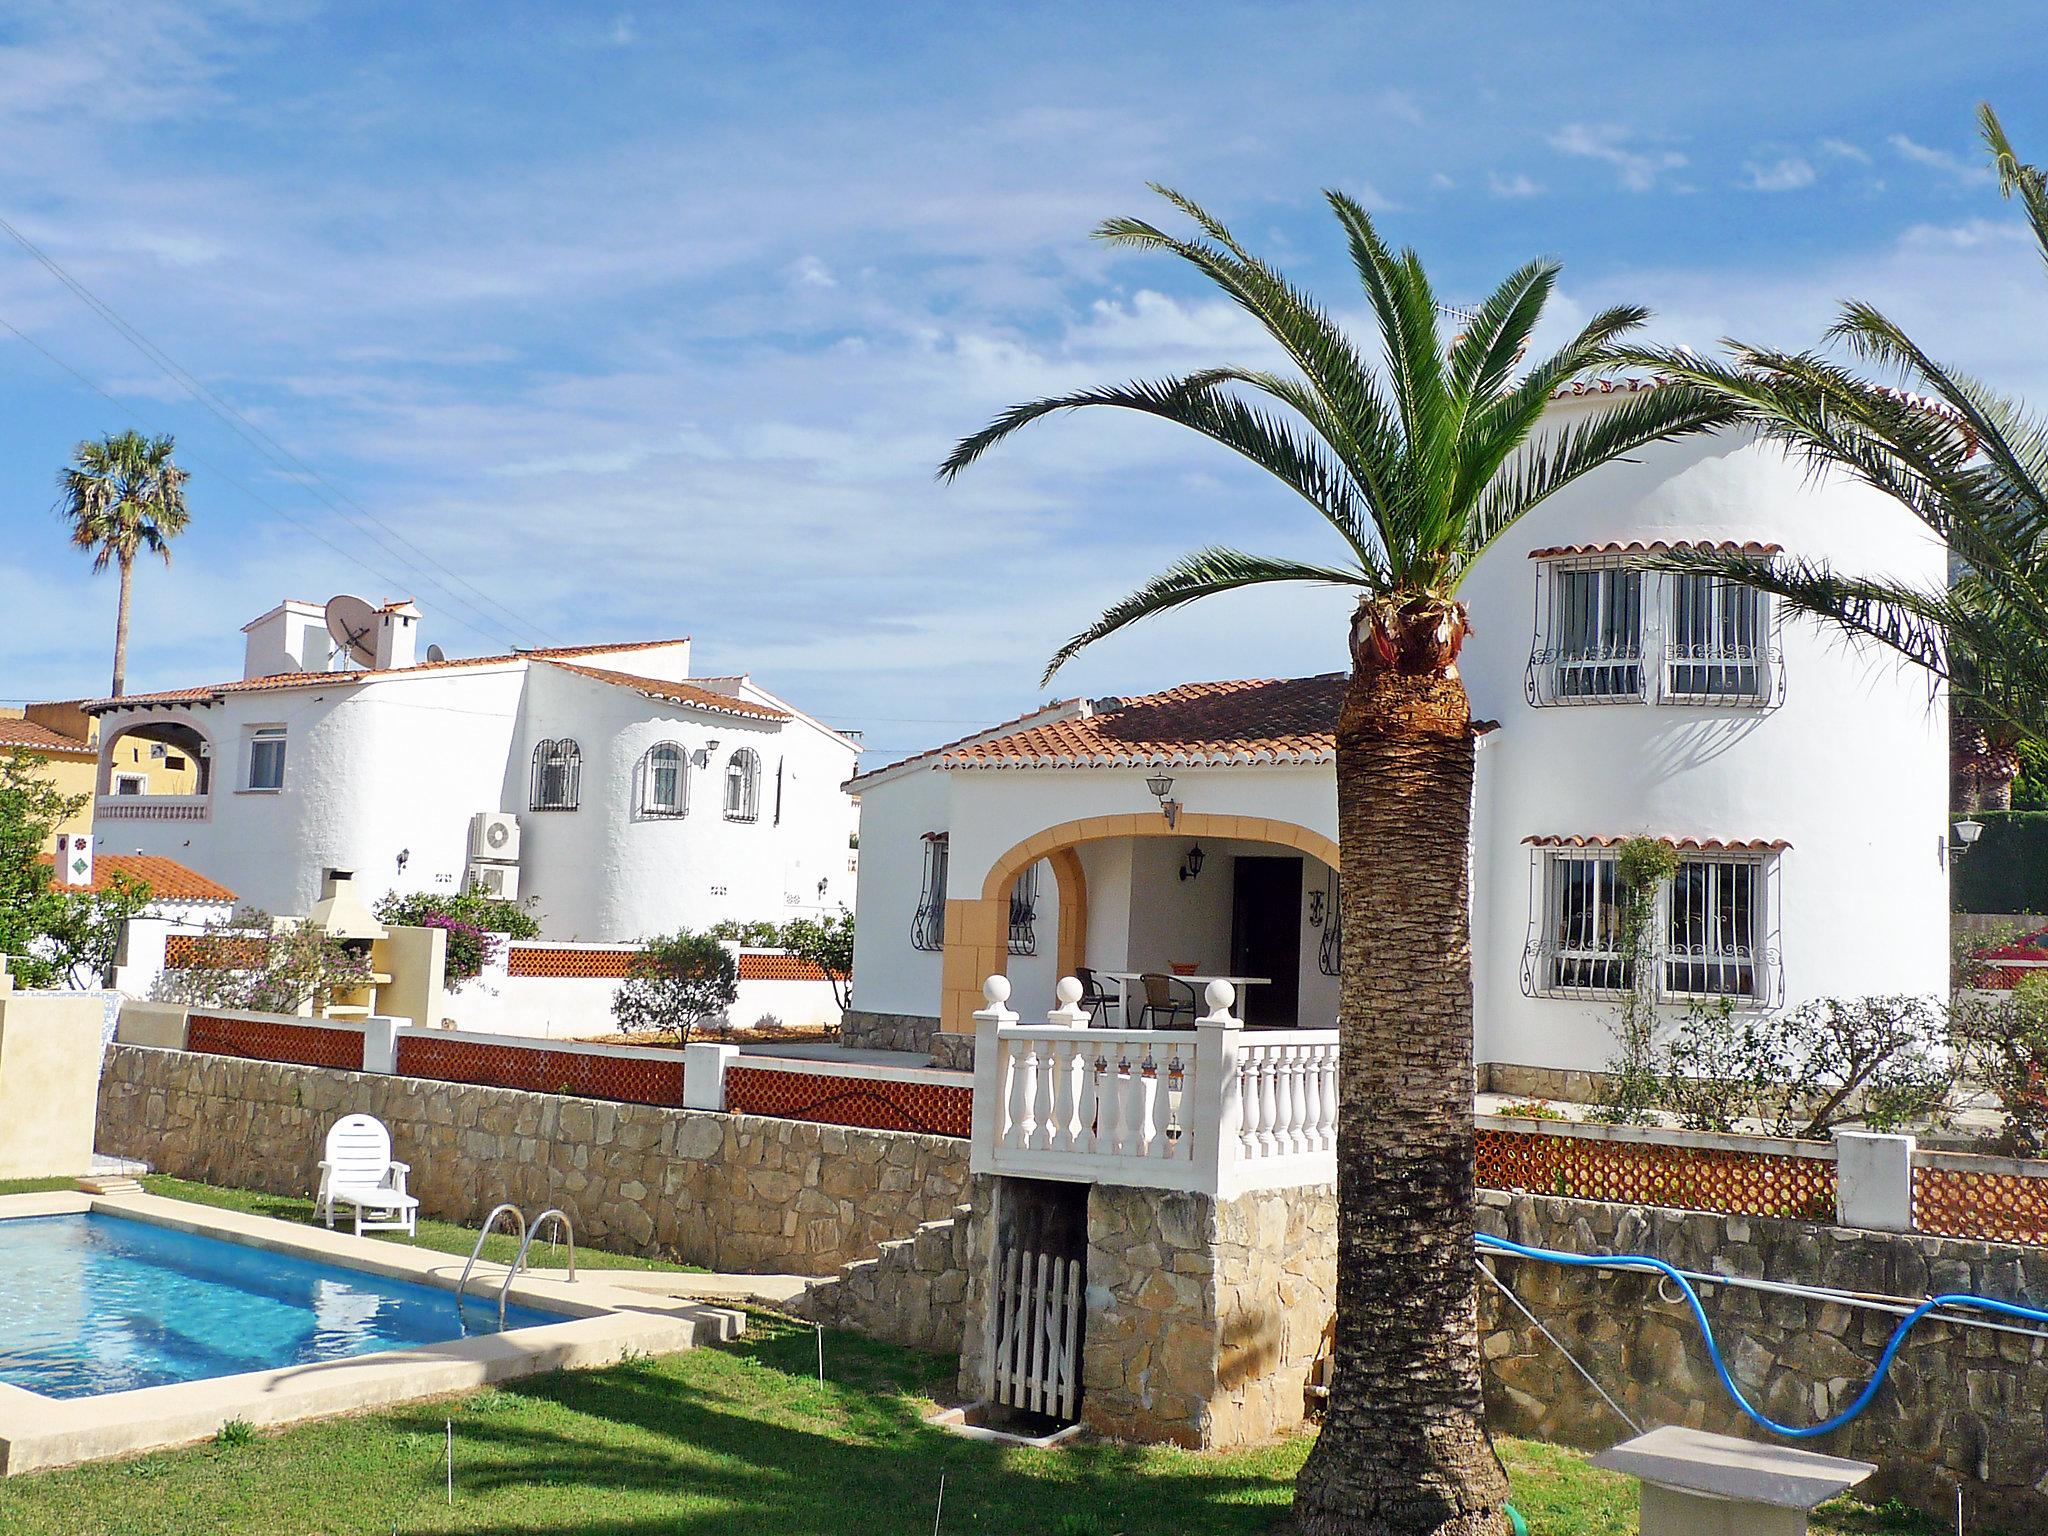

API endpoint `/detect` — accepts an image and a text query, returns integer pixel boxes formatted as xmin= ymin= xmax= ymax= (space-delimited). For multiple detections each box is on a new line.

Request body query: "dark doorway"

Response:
xmin=1230 ymin=855 xmax=1302 ymax=1026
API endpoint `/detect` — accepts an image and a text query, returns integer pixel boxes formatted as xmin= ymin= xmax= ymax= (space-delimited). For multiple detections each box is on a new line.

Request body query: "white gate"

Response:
xmin=988 ymin=1245 xmax=1082 ymax=1421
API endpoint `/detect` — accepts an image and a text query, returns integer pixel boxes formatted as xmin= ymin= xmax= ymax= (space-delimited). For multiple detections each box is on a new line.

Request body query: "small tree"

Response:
xmin=1593 ymin=838 xmax=1678 ymax=1124
xmin=612 ymin=929 xmax=738 ymax=1043
xmin=708 ymin=918 xmax=782 ymax=948
xmin=0 ymin=748 xmax=153 ymax=988
xmin=151 ymin=908 xmax=372 ymax=1015
xmin=1954 ymin=977 xmax=2048 ymax=1154
xmin=778 ymin=908 xmax=854 ymax=1013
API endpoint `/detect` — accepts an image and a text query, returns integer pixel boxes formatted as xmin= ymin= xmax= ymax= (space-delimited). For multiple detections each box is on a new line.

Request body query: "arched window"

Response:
xmin=723 ymin=747 xmax=761 ymax=822
xmin=530 ymin=738 xmax=582 ymax=810
xmin=640 ymin=741 xmax=688 ymax=818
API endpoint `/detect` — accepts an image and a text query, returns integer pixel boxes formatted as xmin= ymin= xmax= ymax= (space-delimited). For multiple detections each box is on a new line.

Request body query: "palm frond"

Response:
xmin=1041 ymin=547 xmax=1370 ymax=685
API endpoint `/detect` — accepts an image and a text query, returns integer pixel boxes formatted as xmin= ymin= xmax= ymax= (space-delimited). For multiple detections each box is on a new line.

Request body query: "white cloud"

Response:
xmin=1487 ymin=172 xmax=1543 ymax=199
xmin=1549 ymin=123 xmax=1688 ymax=191
xmin=1821 ymin=137 xmax=1872 ymax=164
xmin=1743 ymin=156 xmax=1816 ymax=193
xmin=1889 ymin=134 xmax=1994 ymax=185
xmin=789 ymin=255 xmax=838 ymax=289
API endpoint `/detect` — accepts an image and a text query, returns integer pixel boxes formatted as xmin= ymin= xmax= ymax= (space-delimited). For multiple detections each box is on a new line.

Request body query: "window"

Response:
xmin=529 ymin=738 xmax=581 ymax=810
xmin=723 ymin=748 xmax=761 ymax=822
xmin=1548 ymin=563 xmax=1644 ymax=700
xmin=247 ymin=726 xmax=287 ymax=791
xmin=1527 ymin=846 xmax=1770 ymax=1002
xmin=163 ymin=754 xmax=187 ymax=771
xmin=1665 ymin=857 xmax=1760 ymax=998
xmin=113 ymin=773 xmax=147 ymax=796
xmin=1008 ymin=864 xmax=1040 ymax=956
xmin=1665 ymin=574 xmax=1769 ymax=703
xmin=1542 ymin=852 xmax=1629 ymax=993
xmin=911 ymin=833 xmax=949 ymax=952
xmin=640 ymin=741 xmax=688 ymax=818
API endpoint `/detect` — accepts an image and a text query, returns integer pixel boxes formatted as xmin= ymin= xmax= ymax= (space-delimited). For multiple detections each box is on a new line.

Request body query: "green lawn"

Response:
xmin=0 ymin=1310 xmax=1950 ymax=1536
xmin=134 ymin=1175 xmax=703 ymax=1274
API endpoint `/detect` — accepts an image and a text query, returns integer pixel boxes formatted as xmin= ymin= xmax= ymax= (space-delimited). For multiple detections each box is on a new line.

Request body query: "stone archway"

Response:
xmin=937 ymin=812 xmax=1340 ymax=1036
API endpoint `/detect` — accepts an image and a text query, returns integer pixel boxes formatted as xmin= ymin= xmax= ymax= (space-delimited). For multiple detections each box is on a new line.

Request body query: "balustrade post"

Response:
xmin=969 ymin=975 xmax=1018 ymax=1175
xmin=1191 ymin=980 xmax=1244 ymax=1196
xmin=1044 ymin=977 xmax=1090 ymax=1150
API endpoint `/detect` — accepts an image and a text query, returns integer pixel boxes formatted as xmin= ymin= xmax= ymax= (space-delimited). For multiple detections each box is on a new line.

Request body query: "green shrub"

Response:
xmin=1951 ymin=810 xmax=2048 ymax=914
xmin=613 ymin=929 xmax=739 ymax=1043
xmin=213 ymin=1418 xmax=256 ymax=1448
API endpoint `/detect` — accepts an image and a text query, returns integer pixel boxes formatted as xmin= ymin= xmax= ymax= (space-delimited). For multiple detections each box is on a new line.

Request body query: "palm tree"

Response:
xmin=940 ymin=188 xmax=1739 ymax=1535
xmin=57 ymin=430 xmax=192 ymax=698
xmin=1608 ymin=105 xmax=2048 ymax=759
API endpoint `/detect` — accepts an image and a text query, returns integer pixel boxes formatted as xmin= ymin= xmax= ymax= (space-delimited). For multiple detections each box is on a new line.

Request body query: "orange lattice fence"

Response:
xmin=737 ymin=953 xmax=830 ymax=982
xmin=165 ymin=934 xmax=269 ymax=970
xmin=726 ymin=1065 xmax=971 ymax=1138
xmin=1913 ymin=1162 xmax=2048 ymax=1246
xmin=505 ymin=945 xmax=639 ymax=978
xmin=394 ymin=1034 xmax=684 ymax=1106
xmin=188 ymin=1013 xmax=365 ymax=1071
xmin=1476 ymin=1127 xmax=1837 ymax=1221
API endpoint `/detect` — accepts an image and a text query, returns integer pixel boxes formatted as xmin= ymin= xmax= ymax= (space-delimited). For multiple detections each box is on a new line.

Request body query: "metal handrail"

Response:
xmin=456 ymin=1202 xmax=527 ymax=1325
xmin=501 ymin=1208 xmax=576 ymax=1319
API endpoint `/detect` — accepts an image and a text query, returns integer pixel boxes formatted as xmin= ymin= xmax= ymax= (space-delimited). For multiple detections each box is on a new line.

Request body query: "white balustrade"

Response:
xmin=970 ymin=975 xmax=1339 ymax=1196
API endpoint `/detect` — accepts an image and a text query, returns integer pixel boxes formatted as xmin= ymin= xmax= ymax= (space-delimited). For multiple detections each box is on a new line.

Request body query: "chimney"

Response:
xmin=54 ymin=833 xmax=94 ymax=888
xmin=373 ymin=601 xmax=422 ymax=671
xmin=305 ymin=869 xmax=388 ymax=942
xmin=241 ymin=600 xmax=331 ymax=680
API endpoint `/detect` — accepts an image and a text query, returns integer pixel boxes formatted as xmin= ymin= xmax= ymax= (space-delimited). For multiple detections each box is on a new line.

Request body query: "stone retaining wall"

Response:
xmin=1477 ymin=1189 xmax=2048 ymax=1530
xmin=838 ymin=1008 xmax=938 ymax=1057
xmin=96 ymin=1044 xmax=968 ymax=1277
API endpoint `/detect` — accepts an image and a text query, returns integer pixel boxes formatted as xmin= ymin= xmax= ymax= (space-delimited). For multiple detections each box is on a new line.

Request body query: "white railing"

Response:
xmin=969 ymin=975 xmax=1337 ymax=1197
xmin=97 ymin=794 xmax=210 ymax=821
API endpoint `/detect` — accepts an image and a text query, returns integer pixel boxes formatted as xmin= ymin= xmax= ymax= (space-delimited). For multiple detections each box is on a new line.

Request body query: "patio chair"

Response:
xmin=314 ymin=1113 xmax=419 ymax=1238
xmin=1137 ymin=972 xmax=1196 ymax=1029
xmin=1075 ymin=967 xmax=1121 ymax=1026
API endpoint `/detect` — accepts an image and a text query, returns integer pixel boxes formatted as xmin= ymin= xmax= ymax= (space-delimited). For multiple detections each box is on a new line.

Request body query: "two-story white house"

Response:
xmin=844 ymin=396 xmax=1951 ymax=1085
xmin=84 ymin=600 xmax=860 ymax=941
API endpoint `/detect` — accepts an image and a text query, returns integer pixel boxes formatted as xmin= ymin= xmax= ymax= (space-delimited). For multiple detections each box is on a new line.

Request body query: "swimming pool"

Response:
xmin=0 ymin=1212 xmax=562 ymax=1398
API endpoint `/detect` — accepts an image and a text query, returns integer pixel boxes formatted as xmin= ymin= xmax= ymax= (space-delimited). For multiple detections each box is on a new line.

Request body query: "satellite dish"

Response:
xmin=324 ymin=594 xmax=378 ymax=669
xmin=425 ymin=643 xmax=447 ymax=664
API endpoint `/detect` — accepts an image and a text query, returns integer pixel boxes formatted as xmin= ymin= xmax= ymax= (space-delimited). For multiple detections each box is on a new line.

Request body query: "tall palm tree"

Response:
xmin=940 ymin=188 xmax=1739 ymax=1536
xmin=57 ymin=430 xmax=192 ymax=698
xmin=1609 ymin=105 xmax=2048 ymax=759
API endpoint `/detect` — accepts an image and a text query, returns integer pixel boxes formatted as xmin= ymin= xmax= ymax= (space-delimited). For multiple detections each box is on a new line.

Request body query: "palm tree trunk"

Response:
xmin=1292 ymin=659 xmax=1510 ymax=1536
xmin=111 ymin=552 xmax=134 ymax=698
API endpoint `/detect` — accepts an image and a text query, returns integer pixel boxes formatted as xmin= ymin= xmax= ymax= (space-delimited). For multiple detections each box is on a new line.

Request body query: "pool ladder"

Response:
xmin=457 ymin=1204 xmax=577 ymax=1326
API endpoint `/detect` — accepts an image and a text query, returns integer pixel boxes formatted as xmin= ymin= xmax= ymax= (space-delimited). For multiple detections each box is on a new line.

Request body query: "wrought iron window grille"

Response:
xmin=911 ymin=833 xmax=949 ymax=952
xmin=1008 ymin=863 xmax=1040 ymax=956
xmin=529 ymin=738 xmax=582 ymax=811
xmin=1317 ymin=866 xmax=1342 ymax=977
xmin=723 ymin=748 xmax=761 ymax=822
xmin=637 ymin=741 xmax=688 ymax=819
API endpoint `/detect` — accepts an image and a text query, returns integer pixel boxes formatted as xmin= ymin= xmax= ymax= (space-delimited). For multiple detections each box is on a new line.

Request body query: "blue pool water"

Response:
xmin=0 ymin=1213 xmax=563 ymax=1398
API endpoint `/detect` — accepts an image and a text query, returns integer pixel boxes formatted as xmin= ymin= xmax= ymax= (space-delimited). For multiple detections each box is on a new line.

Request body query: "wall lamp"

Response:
xmin=1145 ymin=773 xmax=1180 ymax=829
xmin=1953 ymin=818 xmax=1986 ymax=856
xmin=1179 ymin=844 xmax=1206 ymax=882
xmin=694 ymin=737 xmax=722 ymax=768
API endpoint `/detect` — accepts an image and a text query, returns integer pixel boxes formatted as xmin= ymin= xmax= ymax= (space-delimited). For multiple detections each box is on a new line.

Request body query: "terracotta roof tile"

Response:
xmin=0 ymin=717 xmax=96 ymax=754
xmin=82 ymin=636 xmax=696 ymax=714
xmin=943 ymin=675 xmax=1347 ymax=769
xmin=1527 ymin=539 xmax=1784 ymax=561
xmin=1522 ymin=834 xmax=1791 ymax=853
xmin=541 ymin=661 xmax=787 ymax=720
xmin=37 ymin=852 xmax=236 ymax=902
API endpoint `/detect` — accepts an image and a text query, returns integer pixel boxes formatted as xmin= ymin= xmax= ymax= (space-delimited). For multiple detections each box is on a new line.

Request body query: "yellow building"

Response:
xmin=0 ymin=705 xmax=98 ymax=849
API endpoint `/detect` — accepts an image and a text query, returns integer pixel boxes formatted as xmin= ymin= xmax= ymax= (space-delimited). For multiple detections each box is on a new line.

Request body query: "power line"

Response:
xmin=0 ymin=310 xmax=514 ymax=651
xmin=0 ymin=213 xmax=559 ymax=649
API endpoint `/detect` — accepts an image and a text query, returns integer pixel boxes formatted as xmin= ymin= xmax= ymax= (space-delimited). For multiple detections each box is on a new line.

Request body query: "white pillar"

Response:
xmin=683 ymin=1041 xmax=739 ymax=1111
xmin=968 ymin=975 xmax=1017 ymax=1175
xmin=360 ymin=1015 xmax=401 ymax=1074
xmin=1192 ymin=980 xmax=1244 ymax=1197
xmin=1833 ymin=1130 xmax=1916 ymax=1233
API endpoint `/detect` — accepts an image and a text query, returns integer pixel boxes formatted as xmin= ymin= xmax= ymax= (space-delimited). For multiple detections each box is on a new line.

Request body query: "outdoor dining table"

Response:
xmin=1094 ymin=971 xmax=1269 ymax=1024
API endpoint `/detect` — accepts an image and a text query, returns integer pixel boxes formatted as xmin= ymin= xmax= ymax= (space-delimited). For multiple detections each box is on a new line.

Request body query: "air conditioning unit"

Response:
xmin=467 ymin=861 xmax=520 ymax=899
xmin=468 ymin=810 xmax=521 ymax=863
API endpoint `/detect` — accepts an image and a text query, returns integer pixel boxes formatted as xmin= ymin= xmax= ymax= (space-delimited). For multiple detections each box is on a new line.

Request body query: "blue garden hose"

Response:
xmin=1478 ymin=1230 xmax=2048 ymax=1439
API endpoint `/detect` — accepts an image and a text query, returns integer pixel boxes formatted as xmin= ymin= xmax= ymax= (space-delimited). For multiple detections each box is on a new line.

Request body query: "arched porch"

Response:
xmin=938 ymin=811 xmax=1341 ymax=1037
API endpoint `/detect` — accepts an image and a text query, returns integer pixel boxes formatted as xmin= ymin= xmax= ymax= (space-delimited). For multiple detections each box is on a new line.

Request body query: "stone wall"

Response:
xmin=926 ymin=1032 xmax=974 ymax=1072
xmin=96 ymin=1044 xmax=968 ymax=1277
xmin=838 ymin=1008 xmax=938 ymax=1057
xmin=795 ymin=1204 xmax=971 ymax=1353
xmin=956 ymin=1175 xmax=1337 ymax=1451
xmin=1477 ymin=1189 xmax=2048 ymax=1530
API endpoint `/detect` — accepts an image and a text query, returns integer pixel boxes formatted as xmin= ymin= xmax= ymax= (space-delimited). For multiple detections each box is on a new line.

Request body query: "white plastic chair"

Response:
xmin=314 ymin=1114 xmax=419 ymax=1238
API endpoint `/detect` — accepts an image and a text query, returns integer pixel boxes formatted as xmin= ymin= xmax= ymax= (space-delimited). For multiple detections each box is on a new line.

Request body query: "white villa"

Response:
xmin=84 ymin=600 xmax=860 ymax=941
xmin=845 ymin=401 xmax=1951 ymax=1084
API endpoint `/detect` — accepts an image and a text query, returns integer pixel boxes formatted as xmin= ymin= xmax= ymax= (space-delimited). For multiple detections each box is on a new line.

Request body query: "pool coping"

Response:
xmin=0 ymin=1191 xmax=744 ymax=1475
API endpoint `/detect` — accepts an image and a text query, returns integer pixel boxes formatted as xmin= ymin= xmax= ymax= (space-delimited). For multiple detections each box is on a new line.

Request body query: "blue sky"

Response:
xmin=2 ymin=2 xmax=2045 ymax=765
